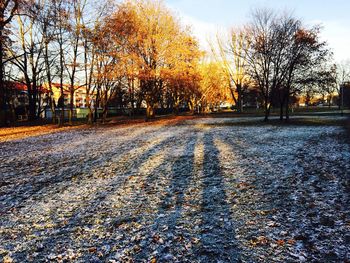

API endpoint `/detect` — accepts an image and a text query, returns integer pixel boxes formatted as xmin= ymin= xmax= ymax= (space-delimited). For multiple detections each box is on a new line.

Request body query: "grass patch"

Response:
xmin=201 ymin=117 xmax=348 ymax=128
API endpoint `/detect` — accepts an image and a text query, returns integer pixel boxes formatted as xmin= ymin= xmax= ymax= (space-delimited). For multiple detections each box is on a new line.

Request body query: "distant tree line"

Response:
xmin=0 ymin=1 xmax=349 ymax=127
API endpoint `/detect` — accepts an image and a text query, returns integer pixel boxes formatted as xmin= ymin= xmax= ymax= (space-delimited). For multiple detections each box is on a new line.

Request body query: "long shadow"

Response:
xmin=197 ymin=132 xmax=240 ymax=262
xmin=155 ymin=133 xmax=197 ymax=227
xmin=131 ymin=133 xmax=197 ymax=260
xmin=4 ymin=130 xmax=183 ymax=261
xmin=0 ymin=125 xmax=172 ymax=214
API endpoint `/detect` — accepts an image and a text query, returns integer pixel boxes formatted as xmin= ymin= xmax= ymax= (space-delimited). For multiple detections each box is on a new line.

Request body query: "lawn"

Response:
xmin=0 ymin=115 xmax=349 ymax=262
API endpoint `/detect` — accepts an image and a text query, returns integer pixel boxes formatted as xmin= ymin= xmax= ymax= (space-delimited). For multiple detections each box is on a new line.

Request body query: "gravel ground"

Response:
xmin=0 ymin=116 xmax=350 ymax=262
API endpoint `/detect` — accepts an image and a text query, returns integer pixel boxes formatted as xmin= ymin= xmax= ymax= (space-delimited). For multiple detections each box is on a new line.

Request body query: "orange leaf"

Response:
xmin=276 ymin=240 xmax=285 ymax=246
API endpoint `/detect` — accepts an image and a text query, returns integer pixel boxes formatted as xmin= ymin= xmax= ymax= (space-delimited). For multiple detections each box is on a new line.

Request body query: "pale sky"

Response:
xmin=165 ymin=0 xmax=350 ymax=62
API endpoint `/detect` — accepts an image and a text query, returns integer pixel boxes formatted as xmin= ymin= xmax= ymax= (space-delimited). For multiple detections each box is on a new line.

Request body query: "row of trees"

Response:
xmin=211 ymin=9 xmax=350 ymax=121
xmin=0 ymin=0 xmax=349 ymax=127
xmin=1 ymin=0 xmax=227 ymax=126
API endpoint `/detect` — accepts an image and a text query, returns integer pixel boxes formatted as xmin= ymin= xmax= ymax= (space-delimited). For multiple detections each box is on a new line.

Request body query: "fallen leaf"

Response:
xmin=3 ymin=255 xmax=13 ymax=263
xmin=88 ymin=247 xmax=97 ymax=253
xmin=287 ymin=239 xmax=296 ymax=245
xmin=276 ymin=240 xmax=285 ymax=246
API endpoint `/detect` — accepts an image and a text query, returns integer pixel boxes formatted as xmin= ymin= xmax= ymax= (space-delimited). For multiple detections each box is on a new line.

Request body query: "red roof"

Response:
xmin=5 ymin=81 xmax=82 ymax=94
xmin=6 ymin=81 xmax=27 ymax=91
xmin=5 ymin=81 xmax=48 ymax=93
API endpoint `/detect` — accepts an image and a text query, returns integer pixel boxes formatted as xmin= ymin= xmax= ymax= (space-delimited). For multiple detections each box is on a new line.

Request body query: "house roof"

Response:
xmin=5 ymin=81 xmax=27 ymax=91
xmin=6 ymin=81 xmax=93 ymax=96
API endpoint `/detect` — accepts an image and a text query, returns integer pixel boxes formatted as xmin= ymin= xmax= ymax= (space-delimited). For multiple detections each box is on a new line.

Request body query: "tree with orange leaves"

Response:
xmin=197 ymin=61 xmax=231 ymax=112
xmin=106 ymin=0 xmax=202 ymax=119
xmin=161 ymin=32 xmax=203 ymax=114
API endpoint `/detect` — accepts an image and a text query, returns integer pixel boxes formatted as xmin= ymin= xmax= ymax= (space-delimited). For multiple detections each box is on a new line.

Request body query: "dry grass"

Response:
xmin=0 ymin=115 xmax=196 ymax=142
xmin=0 ymin=125 xmax=83 ymax=142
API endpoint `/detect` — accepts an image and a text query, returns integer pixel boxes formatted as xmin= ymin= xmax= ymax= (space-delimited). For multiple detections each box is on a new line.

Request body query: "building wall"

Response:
xmin=44 ymin=84 xmax=92 ymax=108
xmin=340 ymin=84 xmax=350 ymax=108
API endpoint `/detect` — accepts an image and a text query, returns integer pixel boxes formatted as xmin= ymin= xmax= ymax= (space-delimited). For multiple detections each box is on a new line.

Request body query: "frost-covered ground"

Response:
xmin=1 ymin=116 xmax=350 ymax=262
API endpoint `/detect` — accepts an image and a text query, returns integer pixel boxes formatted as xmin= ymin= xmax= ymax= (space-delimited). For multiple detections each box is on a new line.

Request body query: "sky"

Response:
xmin=165 ymin=0 xmax=350 ymax=62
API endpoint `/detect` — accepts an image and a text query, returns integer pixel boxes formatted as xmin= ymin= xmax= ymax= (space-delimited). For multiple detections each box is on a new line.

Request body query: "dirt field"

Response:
xmin=1 ymin=116 xmax=349 ymax=262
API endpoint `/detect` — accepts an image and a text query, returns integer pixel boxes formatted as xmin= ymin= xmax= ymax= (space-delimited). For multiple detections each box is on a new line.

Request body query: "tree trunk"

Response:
xmin=174 ymin=96 xmax=180 ymax=115
xmin=69 ymin=87 xmax=74 ymax=125
xmin=102 ymin=106 xmax=108 ymax=124
xmin=229 ymin=87 xmax=238 ymax=112
xmin=280 ymin=101 xmax=284 ymax=121
xmin=0 ymin=28 xmax=7 ymax=127
xmin=237 ymin=83 xmax=243 ymax=113
xmin=94 ymin=89 xmax=100 ymax=123
xmin=130 ymin=78 xmax=135 ymax=117
xmin=188 ymin=98 xmax=196 ymax=115
xmin=264 ymin=97 xmax=270 ymax=122
xmin=59 ymin=88 xmax=65 ymax=127
xmin=49 ymin=95 xmax=56 ymax=124
xmin=328 ymin=95 xmax=332 ymax=108
xmin=146 ymin=103 xmax=155 ymax=121
xmin=285 ymin=95 xmax=290 ymax=122
xmin=27 ymin=82 xmax=37 ymax=121
xmin=86 ymin=96 xmax=93 ymax=125
xmin=37 ymin=92 xmax=42 ymax=119
xmin=87 ymin=107 xmax=93 ymax=124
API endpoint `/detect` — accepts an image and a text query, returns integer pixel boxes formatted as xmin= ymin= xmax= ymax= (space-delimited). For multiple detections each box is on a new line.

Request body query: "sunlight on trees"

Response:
xmin=210 ymin=28 xmax=249 ymax=113
xmin=242 ymin=9 xmax=331 ymax=121
xmin=198 ymin=61 xmax=230 ymax=112
xmin=105 ymin=0 xmax=204 ymax=119
xmin=0 ymin=0 xmax=341 ymax=126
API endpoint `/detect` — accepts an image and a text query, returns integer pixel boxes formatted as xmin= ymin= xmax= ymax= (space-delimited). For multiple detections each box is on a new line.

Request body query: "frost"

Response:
xmin=0 ymin=116 xmax=349 ymax=262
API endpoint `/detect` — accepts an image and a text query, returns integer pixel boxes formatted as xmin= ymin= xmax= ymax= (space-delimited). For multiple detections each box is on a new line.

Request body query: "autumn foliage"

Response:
xmin=99 ymin=0 xmax=205 ymax=119
xmin=0 ymin=0 xmax=338 ymax=126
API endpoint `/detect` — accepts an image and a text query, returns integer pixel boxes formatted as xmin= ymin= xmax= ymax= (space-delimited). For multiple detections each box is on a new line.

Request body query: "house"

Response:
xmin=4 ymin=81 xmax=47 ymax=120
xmin=44 ymin=83 xmax=90 ymax=108
xmin=43 ymin=83 xmax=98 ymax=119
xmin=5 ymin=81 xmax=98 ymax=120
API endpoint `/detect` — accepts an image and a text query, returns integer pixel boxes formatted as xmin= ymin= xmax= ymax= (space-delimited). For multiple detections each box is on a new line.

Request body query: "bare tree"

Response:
xmin=243 ymin=9 xmax=280 ymax=121
xmin=51 ymin=0 xmax=70 ymax=126
xmin=41 ymin=0 xmax=58 ymax=123
xmin=243 ymin=8 xmax=331 ymax=121
xmin=82 ymin=0 xmax=115 ymax=124
xmin=335 ymin=60 xmax=350 ymax=111
xmin=64 ymin=0 xmax=87 ymax=125
xmin=0 ymin=0 xmax=19 ymax=126
xmin=211 ymin=28 xmax=249 ymax=113
xmin=81 ymin=25 xmax=96 ymax=124
xmin=279 ymin=24 xmax=329 ymax=120
xmin=8 ymin=1 xmax=47 ymax=121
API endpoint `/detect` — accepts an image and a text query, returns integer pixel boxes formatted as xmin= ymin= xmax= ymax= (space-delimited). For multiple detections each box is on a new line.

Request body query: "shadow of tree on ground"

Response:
xmin=197 ymin=132 xmax=240 ymax=262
